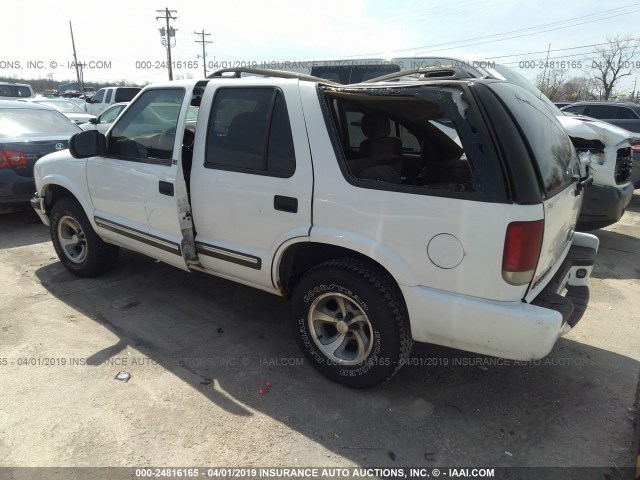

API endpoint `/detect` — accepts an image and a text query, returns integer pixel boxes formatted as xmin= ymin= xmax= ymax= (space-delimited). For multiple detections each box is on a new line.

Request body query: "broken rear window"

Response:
xmin=321 ymin=86 xmax=502 ymax=200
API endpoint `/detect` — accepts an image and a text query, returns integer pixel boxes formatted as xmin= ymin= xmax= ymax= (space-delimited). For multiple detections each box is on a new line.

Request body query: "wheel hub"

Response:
xmin=336 ymin=320 xmax=349 ymax=335
xmin=307 ymin=292 xmax=373 ymax=365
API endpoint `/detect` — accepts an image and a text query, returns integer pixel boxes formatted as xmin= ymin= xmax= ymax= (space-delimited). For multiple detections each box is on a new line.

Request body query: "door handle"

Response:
xmin=274 ymin=195 xmax=298 ymax=213
xmin=159 ymin=181 xmax=174 ymax=197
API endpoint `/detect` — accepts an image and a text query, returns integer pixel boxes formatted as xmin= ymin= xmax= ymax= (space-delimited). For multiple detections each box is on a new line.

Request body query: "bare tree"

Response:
xmin=559 ymin=76 xmax=597 ymax=101
xmin=587 ymin=35 xmax=639 ymax=100
xmin=534 ymin=68 xmax=569 ymax=100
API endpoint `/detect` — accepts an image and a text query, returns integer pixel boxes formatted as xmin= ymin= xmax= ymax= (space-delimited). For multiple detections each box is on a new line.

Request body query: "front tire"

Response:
xmin=291 ymin=258 xmax=412 ymax=388
xmin=50 ymin=197 xmax=119 ymax=277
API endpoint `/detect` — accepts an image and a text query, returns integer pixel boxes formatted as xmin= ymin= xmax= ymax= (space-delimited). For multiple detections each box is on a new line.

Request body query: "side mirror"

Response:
xmin=89 ymin=117 xmax=99 ymax=124
xmin=85 ymin=97 xmax=91 ymax=103
xmin=69 ymin=130 xmax=105 ymax=158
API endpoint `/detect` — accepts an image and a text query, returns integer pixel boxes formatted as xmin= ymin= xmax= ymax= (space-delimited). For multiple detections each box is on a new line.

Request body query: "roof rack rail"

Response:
xmin=361 ymin=66 xmax=476 ymax=83
xmin=208 ymin=67 xmax=342 ymax=86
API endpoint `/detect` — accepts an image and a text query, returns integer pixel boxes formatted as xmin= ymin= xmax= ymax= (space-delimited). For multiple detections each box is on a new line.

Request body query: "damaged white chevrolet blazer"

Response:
xmin=31 ymin=69 xmax=599 ymax=388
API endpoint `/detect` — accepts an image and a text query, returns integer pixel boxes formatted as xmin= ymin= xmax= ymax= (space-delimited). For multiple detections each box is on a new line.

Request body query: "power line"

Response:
xmin=344 ymin=3 xmax=640 ymax=58
xmin=487 ymin=38 xmax=640 ymax=60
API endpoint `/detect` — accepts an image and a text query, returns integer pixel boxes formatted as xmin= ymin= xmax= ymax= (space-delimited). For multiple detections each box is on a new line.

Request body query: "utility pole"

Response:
xmin=69 ymin=21 xmax=84 ymax=95
xmin=156 ymin=7 xmax=177 ymax=81
xmin=194 ymin=29 xmax=212 ymax=77
xmin=632 ymin=77 xmax=637 ymax=103
xmin=541 ymin=43 xmax=551 ymax=96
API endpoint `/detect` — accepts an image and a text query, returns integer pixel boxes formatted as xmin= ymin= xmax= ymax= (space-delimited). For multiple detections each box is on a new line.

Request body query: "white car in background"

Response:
xmin=79 ymin=102 xmax=128 ymax=134
xmin=29 ymin=99 xmax=95 ymax=125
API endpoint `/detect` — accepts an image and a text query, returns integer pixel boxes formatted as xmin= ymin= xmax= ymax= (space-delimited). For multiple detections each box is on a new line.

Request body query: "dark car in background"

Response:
xmin=0 ymin=100 xmax=81 ymax=212
xmin=561 ymin=101 xmax=640 ymax=133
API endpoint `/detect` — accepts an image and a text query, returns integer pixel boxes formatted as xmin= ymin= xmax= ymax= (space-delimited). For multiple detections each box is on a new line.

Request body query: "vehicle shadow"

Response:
xmin=34 ymin=252 xmax=640 ymax=472
xmin=0 ymin=209 xmax=49 ymax=249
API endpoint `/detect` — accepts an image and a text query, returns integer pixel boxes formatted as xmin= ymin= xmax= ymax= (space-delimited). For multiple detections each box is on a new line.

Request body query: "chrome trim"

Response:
xmin=94 ymin=217 xmax=180 ymax=255
xmin=195 ymin=242 xmax=262 ymax=270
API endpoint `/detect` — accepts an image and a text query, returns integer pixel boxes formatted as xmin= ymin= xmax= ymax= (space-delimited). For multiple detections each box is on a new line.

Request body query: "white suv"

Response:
xmin=31 ymin=69 xmax=599 ymax=387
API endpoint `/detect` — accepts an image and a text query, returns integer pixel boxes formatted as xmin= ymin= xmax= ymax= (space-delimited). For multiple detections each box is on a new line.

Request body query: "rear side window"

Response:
xmin=490 ymin=82 xmax=580 ymax=197
xmin=322 ymin=86 xmax=505 ymax=201
xmin=616 ymin=107 xmax=639 ymax=119
xmin=114 ymin=88 xmax=141 ymax=102
xmin=205 ymin=88 xmax=296 ymax=177
xmin=0 ymin=85 xmax=32 ymax=98
xmin=583 ymin=104 xmax=617 ymax=119
xmin=108 ymin=88 xmax=185 ymax=162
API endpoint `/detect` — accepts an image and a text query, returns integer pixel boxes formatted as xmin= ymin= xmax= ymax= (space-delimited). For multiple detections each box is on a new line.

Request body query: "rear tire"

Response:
xmin=291 ymin=258 xmax=412 ymax=388
xmin=50 ymin=197 xmax=119 ymax=277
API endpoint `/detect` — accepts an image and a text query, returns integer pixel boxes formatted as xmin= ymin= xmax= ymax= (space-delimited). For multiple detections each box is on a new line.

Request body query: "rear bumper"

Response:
xmin=402 ymin=232 xmax=598 ymax=360
xmin=577 ymin=182 xmax=634 ymax=230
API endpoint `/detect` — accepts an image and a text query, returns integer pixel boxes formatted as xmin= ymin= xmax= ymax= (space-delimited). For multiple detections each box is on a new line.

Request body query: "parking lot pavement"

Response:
xmin=0 ymin=195 xmax=639 ymax=478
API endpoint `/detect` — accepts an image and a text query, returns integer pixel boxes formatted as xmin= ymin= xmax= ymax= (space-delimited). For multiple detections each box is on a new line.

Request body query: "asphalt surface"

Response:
xmin=0 ymin=194 xmax=639 ymax=480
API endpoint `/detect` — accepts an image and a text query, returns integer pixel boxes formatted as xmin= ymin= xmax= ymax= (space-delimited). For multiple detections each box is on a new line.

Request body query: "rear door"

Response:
xmin=490 ymin=83 xmax=583 ymax=298
xmin=189 ymin=80 xmax=313 ymax=290
xmin=87 ymin=86 xmax=195 ymax=270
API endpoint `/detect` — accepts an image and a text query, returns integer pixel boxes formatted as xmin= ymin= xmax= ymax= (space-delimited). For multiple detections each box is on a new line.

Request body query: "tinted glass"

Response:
xmin=206 ymin=88 xmax=295 ymax=176
xmin=16 ymin=86 xmax=32 ymax=97
xmin=105 ymin=90 xmax=113 ymax=103
xmin=266 ymin=92 xmax=296 ymax=175
xmin=108 ymin=88 xmax=185 ymax=161
xmin=616 ymin=107 xmax=639 ymax=119
xmin=583 ymin=104 xmax=617 ymax=119
xmin=490 ymin=82 xmax=580 ymax=196
xmin=114 ymin=88 xmax=141 ymax=102
xmin=0 ymin=85 xmax=32 ymax=98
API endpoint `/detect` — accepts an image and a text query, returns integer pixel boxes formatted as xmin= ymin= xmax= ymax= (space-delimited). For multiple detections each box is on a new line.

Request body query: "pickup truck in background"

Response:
xmin=84 ymin=86 xmax=141 ymax=116
xmin=31 ymin=68 xmax=598 ymax=388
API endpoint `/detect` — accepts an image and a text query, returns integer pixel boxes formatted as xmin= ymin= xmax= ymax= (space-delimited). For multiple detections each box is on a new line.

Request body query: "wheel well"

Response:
xmin=43 ymin=185 xmax=75 ymax=213
xmin=278 ymin=242 xmax=400 ymax=297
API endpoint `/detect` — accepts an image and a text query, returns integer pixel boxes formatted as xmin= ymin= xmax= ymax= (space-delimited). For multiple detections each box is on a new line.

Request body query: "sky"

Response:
xmin=2 ymin=0 xmax=639 ymax=93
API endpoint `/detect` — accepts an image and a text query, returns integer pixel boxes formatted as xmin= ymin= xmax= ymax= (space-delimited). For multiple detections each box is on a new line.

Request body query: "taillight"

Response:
xmin=631 ymin=142 xmax=640 ymax=154
xmin=0 ymin=150 xmax=28 ymax=169
xmin=502 ymin=220 xmax=544 ymax=286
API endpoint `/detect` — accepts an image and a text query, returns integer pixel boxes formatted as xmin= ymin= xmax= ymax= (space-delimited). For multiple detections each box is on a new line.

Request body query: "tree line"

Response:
xmin=534 ymin=35 xmax=639 ymax=102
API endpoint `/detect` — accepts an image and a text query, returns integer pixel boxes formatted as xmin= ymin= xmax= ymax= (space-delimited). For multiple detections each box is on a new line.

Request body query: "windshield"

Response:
xmin=0 ymin=108 xmax=81 ymax=136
